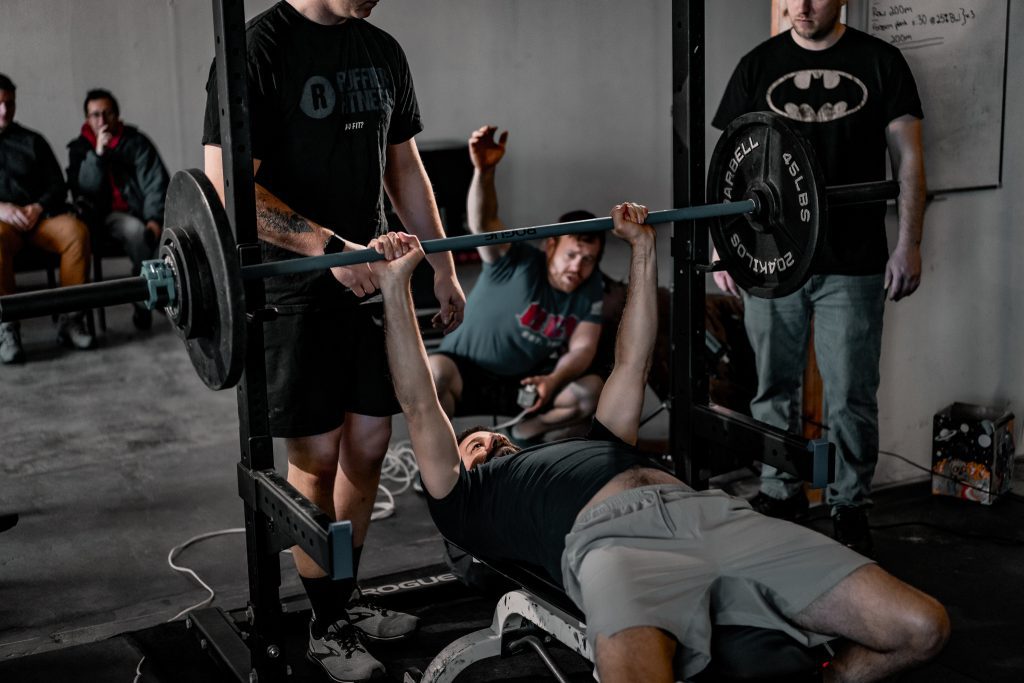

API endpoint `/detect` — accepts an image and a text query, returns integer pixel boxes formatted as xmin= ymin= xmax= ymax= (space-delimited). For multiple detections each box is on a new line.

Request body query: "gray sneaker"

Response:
xmin=56 ymin=312 xmax=95 ymax=350
xmin=307 ymin=618 xmax=385 ymax=682
xmin=346 ymin=588 xmax=419 ymax=641
xmin=0 ymin=322 xmax=25 ymax=364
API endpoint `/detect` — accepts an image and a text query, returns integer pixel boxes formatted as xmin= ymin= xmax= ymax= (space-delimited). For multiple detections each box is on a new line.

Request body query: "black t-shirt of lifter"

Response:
xmin=202 ymin=2 xmax=423 ymax=307
xmin=713 ymin=27 xmax=923 ymax=275
xmin=426 ymin=420 xmax=670 ymax=588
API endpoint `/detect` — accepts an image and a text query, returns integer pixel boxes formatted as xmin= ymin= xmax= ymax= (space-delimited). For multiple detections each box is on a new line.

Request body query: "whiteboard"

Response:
xmin=864 ymin=1 xmax=1009 ymax=192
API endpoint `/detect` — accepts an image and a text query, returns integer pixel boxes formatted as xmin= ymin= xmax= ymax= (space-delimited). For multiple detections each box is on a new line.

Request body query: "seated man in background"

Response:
xmin=0 ymin=73 xmax=94 ymax=363
xmin=430 ymin=126 xmax=604 ymax=445
xmin=67 ymin=88 xmax=170 ymax=330
xmin=371 ymin=206 xmax=949 ymax=683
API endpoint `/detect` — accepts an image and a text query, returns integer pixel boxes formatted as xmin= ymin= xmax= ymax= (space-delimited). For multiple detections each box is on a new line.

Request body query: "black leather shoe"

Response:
xmin=833 ymin=507 xmax=874 ymax=556
xmin=749 ymin=491 xmax=809 ymax=521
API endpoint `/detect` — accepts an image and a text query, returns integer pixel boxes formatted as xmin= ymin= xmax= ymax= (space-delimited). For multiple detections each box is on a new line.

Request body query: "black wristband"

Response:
xmin=323 ymin=233 xmax=346 ymax=255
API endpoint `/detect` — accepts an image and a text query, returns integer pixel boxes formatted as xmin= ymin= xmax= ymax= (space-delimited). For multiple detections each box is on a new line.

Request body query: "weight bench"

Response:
xmin=409 ymin=542 xmax=832 ymax=683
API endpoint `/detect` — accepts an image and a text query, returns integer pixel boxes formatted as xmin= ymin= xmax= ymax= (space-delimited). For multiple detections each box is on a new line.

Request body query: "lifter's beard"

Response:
xmin=487 ymin=438 xmax=520 ymax=462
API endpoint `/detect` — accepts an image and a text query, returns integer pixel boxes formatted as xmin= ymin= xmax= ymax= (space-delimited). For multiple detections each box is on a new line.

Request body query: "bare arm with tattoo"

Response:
xmin=203 ymin=144 xmax=379 ymax=296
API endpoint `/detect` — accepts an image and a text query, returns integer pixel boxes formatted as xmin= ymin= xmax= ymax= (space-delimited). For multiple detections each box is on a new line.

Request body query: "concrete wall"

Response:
xmin=872 ymin=0 xmax=1024 ymax=483
xmin=372 ymin=0 xmax=674 ymax=233
xmin=0 ymin=0 xmax=242 ymax=174
xmin=2 ymin=0 xmax=1021 ymax=484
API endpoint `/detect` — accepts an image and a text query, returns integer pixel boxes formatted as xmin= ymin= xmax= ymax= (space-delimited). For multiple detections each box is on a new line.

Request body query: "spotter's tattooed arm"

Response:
xmin=203 ymin=147 xmax=378 ymax=296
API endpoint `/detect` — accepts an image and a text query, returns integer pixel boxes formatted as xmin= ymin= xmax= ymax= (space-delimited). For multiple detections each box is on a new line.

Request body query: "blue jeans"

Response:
xmin=742 ymin=274 xmax=886 ymax=512
xmin=104 ymin=212 xmax=155 ymax=275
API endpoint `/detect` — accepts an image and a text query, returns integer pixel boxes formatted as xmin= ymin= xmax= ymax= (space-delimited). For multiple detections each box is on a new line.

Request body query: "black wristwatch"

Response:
xmin=323 ymin=232 xmax=346 ymax=255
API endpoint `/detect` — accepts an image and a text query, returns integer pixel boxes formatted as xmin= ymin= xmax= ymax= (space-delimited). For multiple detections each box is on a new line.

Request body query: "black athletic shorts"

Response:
xmin=430 ymin=352 xmax=555 ymax=418
xmin=263 ymin=302 xmax=400 ymax=438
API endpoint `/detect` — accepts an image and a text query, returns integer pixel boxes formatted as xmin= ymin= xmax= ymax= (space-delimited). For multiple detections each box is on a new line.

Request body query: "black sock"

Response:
xmin=329 ymin=545 xmax=363 ymax=607
xmin=302 ymin=574 xmax=353 ymax=636
xmin=303 ymin=544 xmax=366 ymax=636
xmin=352 ymin=545 xmax=363 ymax=581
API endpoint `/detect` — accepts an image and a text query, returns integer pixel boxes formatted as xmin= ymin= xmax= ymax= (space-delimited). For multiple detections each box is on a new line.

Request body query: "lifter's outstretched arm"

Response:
xmin=593 ymin=203 xmax=657 ymax=445
xmin=370 ymin=233 xmax=463 ymax=498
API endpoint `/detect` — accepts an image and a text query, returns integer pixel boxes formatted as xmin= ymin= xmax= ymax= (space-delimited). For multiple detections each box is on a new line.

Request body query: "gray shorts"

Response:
xmin=560 ymin=485 xmax=873 ymax=680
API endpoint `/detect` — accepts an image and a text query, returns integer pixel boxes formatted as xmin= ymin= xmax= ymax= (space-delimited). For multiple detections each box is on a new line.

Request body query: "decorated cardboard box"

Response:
xmin=932 ymin=403 xmax=1015 ymax=505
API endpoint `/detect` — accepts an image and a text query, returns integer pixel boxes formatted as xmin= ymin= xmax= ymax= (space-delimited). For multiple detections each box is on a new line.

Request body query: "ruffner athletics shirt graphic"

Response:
xmin=299 ymin=68 xmax=395 ymax=121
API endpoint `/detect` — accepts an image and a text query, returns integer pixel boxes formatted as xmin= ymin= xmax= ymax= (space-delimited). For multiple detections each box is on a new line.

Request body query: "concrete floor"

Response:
xmin=0 ymin=260 xmax=453 ymax=661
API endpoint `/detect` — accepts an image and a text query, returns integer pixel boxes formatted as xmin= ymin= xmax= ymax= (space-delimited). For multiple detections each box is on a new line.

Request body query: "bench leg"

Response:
xmin=494 ymin=590 xmax=591 ymax=661
xmin=414 ymin=627 xmax=503 ymax=683
xmin=414 ymin=590 xmax=592 ymax=683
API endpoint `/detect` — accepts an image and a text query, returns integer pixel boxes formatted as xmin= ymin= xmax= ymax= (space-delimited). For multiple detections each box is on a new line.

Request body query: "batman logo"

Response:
xmin=766 ymin=70 xmax=867 ymax=123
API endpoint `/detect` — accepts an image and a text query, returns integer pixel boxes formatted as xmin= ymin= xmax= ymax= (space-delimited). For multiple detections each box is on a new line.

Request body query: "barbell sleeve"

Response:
xmin=826 ymin=180 xmax=899 ymax=207
xmin=240 ymin=201 xmax=758 ymax=280
xmin=0 ymin=277 xmax=151 ymax=323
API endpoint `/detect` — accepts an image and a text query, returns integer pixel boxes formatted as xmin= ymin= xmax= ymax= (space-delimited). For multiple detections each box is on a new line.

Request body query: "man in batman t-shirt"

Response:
xmin=712 ymin=0 xmax=926 ymax=554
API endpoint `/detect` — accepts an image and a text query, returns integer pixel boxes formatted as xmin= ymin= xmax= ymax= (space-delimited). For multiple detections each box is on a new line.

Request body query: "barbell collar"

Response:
xmin=825 ymin=180 xmax=900 ymax=207
xmin=0 ymin=276 xmax=153 ymax=323
xmin=240 ymin=200 xmax=758 ymax=280
xmin=140 ymin=259 xmax=177 ymax=311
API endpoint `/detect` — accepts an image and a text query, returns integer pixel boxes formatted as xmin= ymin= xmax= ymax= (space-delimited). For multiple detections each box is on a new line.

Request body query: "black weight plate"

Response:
xmin=707 ymin=112 xmax=825 ymax=298
xmin=162 ymin=169 xmax=245 ymax=390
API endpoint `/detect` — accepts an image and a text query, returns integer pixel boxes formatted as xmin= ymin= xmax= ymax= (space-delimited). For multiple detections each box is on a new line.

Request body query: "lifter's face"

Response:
xmin=545 ymin=236 xmax=601 ymax=293
xmin=786 ymin=0 xmax=845 ymax=41
xmin=0 ymin=90 xmax=15 ymax=131
xmin=458 ymin=431 xmax=519 ymax=470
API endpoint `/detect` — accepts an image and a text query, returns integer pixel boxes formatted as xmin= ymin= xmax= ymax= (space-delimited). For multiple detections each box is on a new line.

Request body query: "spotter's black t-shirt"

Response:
xmin=713 ymin=28 xmax=923 ymax=275
xmin=202 ymin=2 xmax=423 ymax=307
xmin=426 ymin=420 xmax=669 ymax=587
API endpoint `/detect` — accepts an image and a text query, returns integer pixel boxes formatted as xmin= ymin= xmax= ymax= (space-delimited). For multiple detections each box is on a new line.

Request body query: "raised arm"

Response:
xmin=203 ymin=144 xmax=379 ymax=297
xmin=884 ymin=114 xmax=926 ymax=301
xmin=594 ymin=203 xmax=657 ymax=445
xmin=465 ymin=125 xmax=509 ymax=263
xmin=370 ymin=232 xmax=463 ymax=498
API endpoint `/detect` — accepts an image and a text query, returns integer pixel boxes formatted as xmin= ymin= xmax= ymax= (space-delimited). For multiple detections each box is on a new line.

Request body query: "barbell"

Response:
xmin=0 ymin=112 xmax=898 ymax=391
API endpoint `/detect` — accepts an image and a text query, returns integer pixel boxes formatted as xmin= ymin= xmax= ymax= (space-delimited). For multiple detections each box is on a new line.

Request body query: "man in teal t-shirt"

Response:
xmin=430 ymin=126 xmax=604 ymax=444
